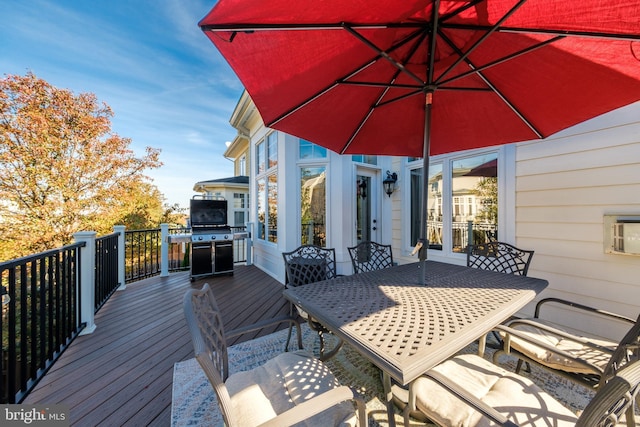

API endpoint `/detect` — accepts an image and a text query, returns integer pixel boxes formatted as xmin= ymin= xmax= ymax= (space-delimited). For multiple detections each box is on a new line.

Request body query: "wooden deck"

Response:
xmin=23 ymin=265 xmax=290 ymax=426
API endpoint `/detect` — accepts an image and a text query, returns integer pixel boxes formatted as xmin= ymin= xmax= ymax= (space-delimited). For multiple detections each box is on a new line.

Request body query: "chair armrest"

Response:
xmin=534 ymin=298 xmax=636 ymax=325
xmin=423 ymin=370 xmax=519 ymax=427
xmin=494 ymin=324 xmax=609 ymax=374
xmin=503 ymin=319 xmax=616 ymax=354
xmin=256 ymin=386 xmax=367 ymax=427
xmin=227 ymin=315 xmax=301 ymax=340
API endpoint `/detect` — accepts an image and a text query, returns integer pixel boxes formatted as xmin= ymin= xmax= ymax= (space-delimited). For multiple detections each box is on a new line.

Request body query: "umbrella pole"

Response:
xmin=419 ymin=92 xmax=433 ymax=285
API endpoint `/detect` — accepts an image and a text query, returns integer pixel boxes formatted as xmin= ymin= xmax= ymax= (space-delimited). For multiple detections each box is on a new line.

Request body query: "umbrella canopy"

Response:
xmin=199 ymin=0 xmax=640 ymax=281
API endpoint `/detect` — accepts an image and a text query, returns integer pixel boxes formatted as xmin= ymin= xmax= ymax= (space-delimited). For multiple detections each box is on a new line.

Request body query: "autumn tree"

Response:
xmin=0 ymin=72 xmax=165 ymax=261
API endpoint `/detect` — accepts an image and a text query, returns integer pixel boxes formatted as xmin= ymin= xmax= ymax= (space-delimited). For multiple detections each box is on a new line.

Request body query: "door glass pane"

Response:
xmin=300 ymin=167 xmax=326 ymax=246
xmin=451 ymin=153 xmax=498 ymax=252
xmin=356 ymin=175 xmax=372 ymax=243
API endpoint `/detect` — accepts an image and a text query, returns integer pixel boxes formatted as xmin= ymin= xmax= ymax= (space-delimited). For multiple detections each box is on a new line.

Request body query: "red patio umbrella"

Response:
xmin=199 ymin=0 xmax=640 ymax=283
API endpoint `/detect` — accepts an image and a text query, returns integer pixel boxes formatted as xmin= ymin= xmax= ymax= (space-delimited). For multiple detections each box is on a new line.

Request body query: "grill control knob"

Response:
xmin=224 ymin=235 xmax=229 ymax=240
xmin=197 ymin=236 xmax=203 ymax=241
xmin=211 ymin=235 xmax=216 ymax=240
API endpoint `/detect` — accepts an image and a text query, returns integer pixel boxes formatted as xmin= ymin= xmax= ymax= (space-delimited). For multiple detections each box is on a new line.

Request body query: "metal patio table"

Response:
xmin=282 ymin=261 xmax=548 ymax=426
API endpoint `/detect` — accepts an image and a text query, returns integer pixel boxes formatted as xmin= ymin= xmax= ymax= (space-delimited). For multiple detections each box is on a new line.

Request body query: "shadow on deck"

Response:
xmin=23 ymin=265 xmax=289 ymax=426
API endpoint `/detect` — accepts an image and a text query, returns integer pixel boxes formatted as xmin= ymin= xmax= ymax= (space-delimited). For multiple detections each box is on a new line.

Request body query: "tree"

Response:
xmin=0 ymin=72 xmax=164 ymax=261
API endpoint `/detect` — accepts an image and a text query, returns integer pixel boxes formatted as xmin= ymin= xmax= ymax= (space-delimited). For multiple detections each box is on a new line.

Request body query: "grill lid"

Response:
xmin=190 ymin=197 xmax=227 ymax=228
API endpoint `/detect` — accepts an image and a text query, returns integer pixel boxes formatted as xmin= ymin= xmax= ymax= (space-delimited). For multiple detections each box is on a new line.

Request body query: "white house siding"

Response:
xmin=515 ymin=101 xmax=640 ymax=340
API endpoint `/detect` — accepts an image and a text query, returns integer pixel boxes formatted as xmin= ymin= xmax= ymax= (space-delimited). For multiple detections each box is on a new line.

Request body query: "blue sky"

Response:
xmin=1 ymin=0 xmax=243 ymax=208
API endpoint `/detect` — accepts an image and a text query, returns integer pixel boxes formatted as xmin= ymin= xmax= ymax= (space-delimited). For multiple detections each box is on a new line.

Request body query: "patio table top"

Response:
xmin=283 ymin=260 xmax=548 ymax=386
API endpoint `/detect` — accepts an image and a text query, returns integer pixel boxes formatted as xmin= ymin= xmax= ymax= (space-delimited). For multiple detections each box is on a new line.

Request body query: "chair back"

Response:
xmin=600 ymin=313 xmax=640 ymax=388
xmin=183 ymin=284 xmax=236 ymax=426
xmin=467 ymin=241 xmax=534 ymax=276
xmin=282 ymin=245 xmax=337 ymax=287
xmin=576 ymin=359 xmax=640 ymax=426
xmin=348 ymin=241 xmax=393 ymax=274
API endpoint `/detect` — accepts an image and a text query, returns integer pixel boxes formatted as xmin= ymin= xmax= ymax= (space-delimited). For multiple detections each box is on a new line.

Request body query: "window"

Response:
xmin=299 ymin=140 xmax=327 ymax=159
xmin=256 ymin=132 xmax=278 ymax=243
xmin=352 ymin=154 xmax=377 ymax=165
xmin=451 ymin=154 xmax=498 ymax=251
xmin=408 ymin=151 xmax=498 ymax=254
xmin=238 ymin=155 xmax=246 ymax=176
xmin=300 ymin=167 xmax=326 ymax=246
xmin=256 ymin=141 xmax=265 ymax=174
xmin=267 ymin=132 xmax=278 ymax=168
xmin=410 ymin=163 xmax=443 ymax=250
xmin=232 ymin=193 xmax=248 ymax=227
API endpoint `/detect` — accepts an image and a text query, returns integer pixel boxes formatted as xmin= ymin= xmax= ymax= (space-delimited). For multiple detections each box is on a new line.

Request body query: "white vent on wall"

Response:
xmin=604 ymin=215 xmax=640 ymax=255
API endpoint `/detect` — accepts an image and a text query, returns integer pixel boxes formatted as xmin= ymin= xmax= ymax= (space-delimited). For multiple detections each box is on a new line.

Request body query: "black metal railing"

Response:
xmin=95 ymin=232 xmax=120 ymax=312
xmin=1 ymin=224 xmax=251 ymax=403
xmin=1 ymin=243 xmax=86 ymax=404
xmin=230 ymin=226 xmax=248 ymax=264
xmin=124 ymin=229 xmax=161 ymax=283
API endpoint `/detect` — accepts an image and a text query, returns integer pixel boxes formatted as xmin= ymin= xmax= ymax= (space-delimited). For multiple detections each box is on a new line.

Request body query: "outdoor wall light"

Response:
xmin=1 ymin=285 xmax=9 ymax=306
xmin=383 ymin=171 xmax=398 ymax=197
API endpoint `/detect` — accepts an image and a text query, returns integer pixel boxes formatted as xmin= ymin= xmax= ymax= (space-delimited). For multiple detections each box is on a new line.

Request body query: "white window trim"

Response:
xmin=402 ymin=145 xmax=514 ymax=262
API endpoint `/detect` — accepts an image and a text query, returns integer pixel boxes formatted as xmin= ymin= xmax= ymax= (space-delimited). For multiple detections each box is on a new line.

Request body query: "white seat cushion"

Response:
xmin=414 ymin=354 xmax=578 ymax=427
xmin=507 ymin=319 xmax=617 ymax=374
xmin=226 ymin=350 xmax=357 ymax=426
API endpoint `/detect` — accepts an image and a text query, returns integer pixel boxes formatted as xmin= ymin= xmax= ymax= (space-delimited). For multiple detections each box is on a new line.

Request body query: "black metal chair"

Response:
xmin=347 ymin=241 xmax=394 ymax=274
xmin=183 ymin=284 xmax=366 ymax=427
xmin=495 ymin=299 xmax=640 ymax=393
xmin=467 ymin=241 xmax=534 ymax=276
xmin=282 ymin=244 xmax=343 ymax=360
xmin=414 ymin=342 xmax=640 ymax=427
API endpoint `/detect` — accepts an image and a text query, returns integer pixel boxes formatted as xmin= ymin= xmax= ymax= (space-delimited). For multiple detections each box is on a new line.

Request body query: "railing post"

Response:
xmin=74 ymin=231 xmax=97 ymax=335
xmin=245 ymin=222 xmax=253 ymax=266
xmin=160 ymin=223 xmax=169 ymax=277
xmin=114 ymin=225 xmax=126 ymax=291
xmin=467 ymin=220 xmax=474 ymax=248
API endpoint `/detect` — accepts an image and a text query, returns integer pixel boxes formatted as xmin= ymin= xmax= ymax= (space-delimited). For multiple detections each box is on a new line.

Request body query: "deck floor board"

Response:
xmin=23 ymin=265 xmax=290 ymax=426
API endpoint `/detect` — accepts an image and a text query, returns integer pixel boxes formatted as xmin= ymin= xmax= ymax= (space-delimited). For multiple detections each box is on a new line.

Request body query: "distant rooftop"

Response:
xmin=194 ymin=176 xmax=249 ymax=185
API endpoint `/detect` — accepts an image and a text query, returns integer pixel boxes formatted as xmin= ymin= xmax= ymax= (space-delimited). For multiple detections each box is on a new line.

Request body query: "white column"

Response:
xmin=74 ymin=231 xmax=97 ymax=335
xmin=160 ymin=223 xmax=169 ymax=277
xmin=114 ymin=225 xmax=126 ymax=291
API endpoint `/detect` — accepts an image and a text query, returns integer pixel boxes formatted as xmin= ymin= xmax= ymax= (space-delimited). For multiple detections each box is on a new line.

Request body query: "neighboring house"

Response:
xmin=228 ymin=89 xmax=640 ymax=340
xmin=192 ymin=176 xmax=249 ymax=227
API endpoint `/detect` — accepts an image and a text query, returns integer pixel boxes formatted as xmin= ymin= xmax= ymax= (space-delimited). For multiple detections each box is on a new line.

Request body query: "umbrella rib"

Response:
xmin=438 ymin=35 xmax=565 ymax=87
xmin=440 ymin=23 xmax=640 ymax=42
xmin=435 ymin=0 xmax=529 ymax=84
xmin=439 ymin=31 xmax=544 ymax=138
xmin=266 ymin=63 xmax=375 ymax=128
xmin=340 ymin=69 xmax=407 ymax=154
xmin=340 ymin=81 xmax=423 ymax=90
xmin=426 ymin=0 xmax=440 ymax=85
xmin=343 ymin=24 xmax=425 ymax=86
xmin=340 ymin=28 xmax=430 ymax=153
xmin=477 ymin=70 xmax=543 ymax=138
xmin=267 ymin=26 xmax=427 ymax=128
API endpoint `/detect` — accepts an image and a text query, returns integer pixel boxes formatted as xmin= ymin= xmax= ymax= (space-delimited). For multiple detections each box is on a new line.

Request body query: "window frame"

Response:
xmin=255 ymin=131 xmax=278 ymax=243
xmin=404 ymin=147 xmax=510 ymax=260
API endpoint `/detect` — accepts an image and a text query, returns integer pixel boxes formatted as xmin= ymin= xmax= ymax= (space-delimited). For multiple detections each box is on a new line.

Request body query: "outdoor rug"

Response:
xmin=172 ymin=324 xmax=596 ymax=427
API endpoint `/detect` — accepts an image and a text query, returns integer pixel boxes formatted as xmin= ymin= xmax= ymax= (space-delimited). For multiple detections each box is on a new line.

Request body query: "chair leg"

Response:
xmin=515 ymin=359 xmax=524 ymax=374
xmin=284 ymin=302 xmax=295 ymax=352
